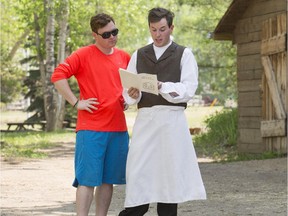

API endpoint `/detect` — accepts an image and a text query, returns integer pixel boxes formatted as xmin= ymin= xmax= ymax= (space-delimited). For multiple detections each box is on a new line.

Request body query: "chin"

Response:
xmin=154 ymin=42 xmax=163 ymax=47
xmin=108 ymin=42 xmax=116 ymax=47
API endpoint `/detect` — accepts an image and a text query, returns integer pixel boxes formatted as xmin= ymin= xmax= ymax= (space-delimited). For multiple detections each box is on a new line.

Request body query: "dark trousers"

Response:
xmin=118 ymin=203 xmax=177 ymax=216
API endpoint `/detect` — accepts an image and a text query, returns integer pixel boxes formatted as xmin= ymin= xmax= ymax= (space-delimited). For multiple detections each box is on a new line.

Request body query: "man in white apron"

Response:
xmin=120 ymin=7 xmax=206 ymax=216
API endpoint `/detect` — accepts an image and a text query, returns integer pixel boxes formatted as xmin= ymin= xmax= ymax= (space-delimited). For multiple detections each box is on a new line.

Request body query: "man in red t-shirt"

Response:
xmin=51 ymin=13 xmax=130 ymax=216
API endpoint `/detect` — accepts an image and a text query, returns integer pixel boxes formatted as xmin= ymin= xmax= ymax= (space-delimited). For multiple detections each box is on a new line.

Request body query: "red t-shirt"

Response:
xmin=51 ymin=45 xmax=130 ymax=132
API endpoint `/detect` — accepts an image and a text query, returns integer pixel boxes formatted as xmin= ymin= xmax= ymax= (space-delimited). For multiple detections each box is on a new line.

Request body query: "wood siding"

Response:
xmin=260 ymin=13 xmax=287 ymax=152
xmin=233 ymin=0 xmax=287 ymax=153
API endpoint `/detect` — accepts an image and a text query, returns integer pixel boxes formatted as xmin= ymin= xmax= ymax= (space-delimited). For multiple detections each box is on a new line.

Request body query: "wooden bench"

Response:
xmin=6 ymin=120 xmax=72 ymax=131
xmin=6 ymin=122 xmax=46 ymax=131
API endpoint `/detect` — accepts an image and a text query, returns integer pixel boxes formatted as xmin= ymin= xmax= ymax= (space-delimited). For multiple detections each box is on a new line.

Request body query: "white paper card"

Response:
xmin=119 ymin=68 xmax=158 ymax=95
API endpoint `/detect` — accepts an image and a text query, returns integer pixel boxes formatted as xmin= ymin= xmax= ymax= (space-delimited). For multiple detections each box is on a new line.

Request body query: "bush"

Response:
xmin=193 ymin=108 xmax=238 ymax=160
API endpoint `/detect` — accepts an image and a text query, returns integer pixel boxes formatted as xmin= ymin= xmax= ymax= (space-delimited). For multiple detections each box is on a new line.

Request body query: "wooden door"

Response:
xmin=260 ymin=13 xmax=287 ymax=153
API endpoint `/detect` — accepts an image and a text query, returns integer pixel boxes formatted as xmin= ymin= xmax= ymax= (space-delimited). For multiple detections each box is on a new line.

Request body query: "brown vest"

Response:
xmin=137 ymin=42 xmax=187 ymax=108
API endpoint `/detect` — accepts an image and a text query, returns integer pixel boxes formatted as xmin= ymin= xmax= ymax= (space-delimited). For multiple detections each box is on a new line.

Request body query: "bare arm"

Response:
xmin=54 ymin=79 xmax=78 ymax=106
xmin=54 ymin=79 xmax=99 ymax=113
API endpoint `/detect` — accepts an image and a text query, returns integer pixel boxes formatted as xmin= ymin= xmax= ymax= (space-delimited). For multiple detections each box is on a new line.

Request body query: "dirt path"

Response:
xmin=1 ymin=142 xmax=287 ymax=216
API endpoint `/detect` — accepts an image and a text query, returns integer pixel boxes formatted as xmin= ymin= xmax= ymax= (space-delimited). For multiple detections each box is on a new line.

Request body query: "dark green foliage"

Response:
xmin=193 ymin=108 xmax=238 ymax=159
xmin=203 ymin=108 xmax=238 ymax=147
xmin=0 ymin=47 xmax=27 ymax=103
xmin=193 ymin=109 xmax=286 ymax=161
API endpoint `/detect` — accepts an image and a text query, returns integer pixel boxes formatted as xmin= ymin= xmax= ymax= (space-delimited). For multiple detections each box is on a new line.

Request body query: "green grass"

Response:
xmin=1 ymin=130 xmax=75 ymax=160
xmin=2 ymin=107 xmax=222 ymax=160
xmin=125 ymin=105 xmax=224 ymax=133
xmin=1 ymin=110 xmax=75 ymax=160
xmin=184 ymin=106 xmax=224 ymax=128
xmin=224 ymin=151 xmax=285 ymax=162
xmin=1 ymin=108 xmax=285 ymax=162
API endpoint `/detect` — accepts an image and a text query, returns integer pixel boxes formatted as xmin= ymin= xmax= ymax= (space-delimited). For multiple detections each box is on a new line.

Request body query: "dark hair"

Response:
xmin=90 ymin=13 xmax=115 ymax=33
xmin=148 ymin=7 xmax=174 ymax=27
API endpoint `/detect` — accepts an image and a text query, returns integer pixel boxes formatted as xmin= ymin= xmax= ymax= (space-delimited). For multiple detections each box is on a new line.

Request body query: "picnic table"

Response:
xmin=6 ymin=122 xmax=46 ymax=131
xmin=5 ymin=120 xmax=72 ymax=132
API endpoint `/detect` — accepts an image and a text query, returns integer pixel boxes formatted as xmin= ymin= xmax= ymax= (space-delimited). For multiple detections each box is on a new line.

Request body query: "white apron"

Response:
xmin=124 ymin=106 xmax=206 ymax=207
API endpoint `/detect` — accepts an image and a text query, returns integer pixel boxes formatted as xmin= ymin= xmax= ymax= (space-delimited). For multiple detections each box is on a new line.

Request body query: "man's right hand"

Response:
xmin=76 ymin=98 xmax=99 ymax=113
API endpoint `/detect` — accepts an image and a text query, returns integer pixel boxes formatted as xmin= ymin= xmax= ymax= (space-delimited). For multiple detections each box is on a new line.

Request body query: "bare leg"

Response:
xmin=95 ymin=183 xmax=113 ymax=216
xmin=76 ymin=185 xmax=94 ymax=216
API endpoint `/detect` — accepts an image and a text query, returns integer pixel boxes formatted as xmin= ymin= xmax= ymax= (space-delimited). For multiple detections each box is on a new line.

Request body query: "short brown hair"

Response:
xmin=90 ymin=13 xmax=115 ymax=33
xmin=148 ymin=7 xmax=174 ymax=27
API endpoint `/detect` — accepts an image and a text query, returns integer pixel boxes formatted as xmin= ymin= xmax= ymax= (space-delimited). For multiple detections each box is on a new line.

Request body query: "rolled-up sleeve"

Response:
xmin=159 ymin=48 xmax=198 ymax=103
xmin=51 ymin=52 xmax=80 ymax=83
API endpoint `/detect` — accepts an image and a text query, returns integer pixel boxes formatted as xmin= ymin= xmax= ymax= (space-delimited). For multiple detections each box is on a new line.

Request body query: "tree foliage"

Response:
xmin=0 ymin=1 xmax=29 ymax=103
xmin=1 ymin=0 xmax=235 ymax=127
xmin=0 ymin=47 xmax=27 ymax=103
xmin=173 ymin=0 xmax=236 ymax=102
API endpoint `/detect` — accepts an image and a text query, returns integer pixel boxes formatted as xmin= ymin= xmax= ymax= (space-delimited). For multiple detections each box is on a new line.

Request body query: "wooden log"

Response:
xmin=261 ymin=34 xmax=286 ymax=55
xmin=261 ymin=56 xmax=286 ymax=119
xmin=261 ymin=119 xmax=287 ymax=137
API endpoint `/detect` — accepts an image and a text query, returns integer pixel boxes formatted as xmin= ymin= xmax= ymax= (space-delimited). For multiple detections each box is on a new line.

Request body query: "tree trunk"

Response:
xmin=54 ymin=0 xmax=69 ymax=129
xmin=34 ymin=0 xmax=70 ymax=131
xmin=43 ymin=0 xmax=58 ymax=131
xmin=33 ymin=12 xmax=47 ymax=123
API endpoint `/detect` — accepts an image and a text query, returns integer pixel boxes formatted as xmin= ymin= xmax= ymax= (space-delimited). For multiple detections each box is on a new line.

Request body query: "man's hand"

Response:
xmin=76 ymin=98 xmax=99 ymax=113
xmin=128 ymin=87 xmax=140 ymax=99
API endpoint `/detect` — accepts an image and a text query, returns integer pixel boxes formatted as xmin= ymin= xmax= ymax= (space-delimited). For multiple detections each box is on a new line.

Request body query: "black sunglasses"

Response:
xmin=96 ymin=29 xmax=119 ymax=39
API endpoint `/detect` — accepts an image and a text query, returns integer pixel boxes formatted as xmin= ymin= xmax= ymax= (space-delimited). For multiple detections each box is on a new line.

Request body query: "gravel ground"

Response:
xmin=1 ymin=142 xmax=287 ymax=216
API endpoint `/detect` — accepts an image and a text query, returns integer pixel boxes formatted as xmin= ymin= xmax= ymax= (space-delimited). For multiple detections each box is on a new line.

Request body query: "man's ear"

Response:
xmin=92 ymin=32 xmax=98 ymax=40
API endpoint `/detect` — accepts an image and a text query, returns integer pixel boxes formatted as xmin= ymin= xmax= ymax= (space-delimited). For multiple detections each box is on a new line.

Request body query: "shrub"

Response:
xmin=193 ymin=108 xmax=238 ymax=160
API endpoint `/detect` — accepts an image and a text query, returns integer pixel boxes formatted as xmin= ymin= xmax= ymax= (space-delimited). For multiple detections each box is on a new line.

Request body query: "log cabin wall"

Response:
xmin=233 ymin=0 xmax=287 ymax=153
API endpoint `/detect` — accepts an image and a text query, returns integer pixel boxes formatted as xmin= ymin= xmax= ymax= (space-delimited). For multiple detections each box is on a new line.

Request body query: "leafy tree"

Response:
xmin=1 ymin=0 xmax=236 ymax=130
xmin=173 ymin=0 xmax=236 ymax=103
xmin=0 ymin=0 xmax=29 ymax=103
xmin=0 ymin=47 xmax=27 ymax=103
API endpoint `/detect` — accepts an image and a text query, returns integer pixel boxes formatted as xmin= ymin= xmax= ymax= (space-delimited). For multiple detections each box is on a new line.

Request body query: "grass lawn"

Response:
xmin=124 ymin=105 xmax=223 ymax=134
xmin=1 ymin=106 xmax=223 ymax=131
xmin=0 ymin=106 xmax=222 ymax=160
xmin=184 ymin=106 xmax=223 ymax=128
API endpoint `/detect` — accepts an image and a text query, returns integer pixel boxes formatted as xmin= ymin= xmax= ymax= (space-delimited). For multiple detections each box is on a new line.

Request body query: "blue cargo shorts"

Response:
xmin=72 ymin=130 xmax=129 ymax=187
